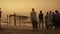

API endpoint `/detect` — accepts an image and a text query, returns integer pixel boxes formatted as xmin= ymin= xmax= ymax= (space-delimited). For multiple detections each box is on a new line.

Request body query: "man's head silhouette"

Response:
xmin=40 ymin=10 xmax=42 ymax=14
xmin=55 ymin=10 xmax=59 ymax=13
xmin=32 ymin=8 xmax=34 ymax=11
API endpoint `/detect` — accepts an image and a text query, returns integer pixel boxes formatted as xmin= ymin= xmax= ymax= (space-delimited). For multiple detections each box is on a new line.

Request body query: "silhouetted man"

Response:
xmin=0 ymin=8 xmax=2 ymax=30
xmin=45 ymin=12 xmax=49 ymax=29
xmin=54 ymin=10 xmax=60 ymax=29
xmin=30 ymin=8 xmax=38 ymax=31
xmin=52 ymin=12 xmax=55 ymax=28
xmin=39 ymin=11 xmax=43 ymax=29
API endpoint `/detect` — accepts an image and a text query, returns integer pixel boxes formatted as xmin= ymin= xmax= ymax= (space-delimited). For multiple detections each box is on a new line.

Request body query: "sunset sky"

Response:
xmin=0 ymin=0 xmax=60 ymax=22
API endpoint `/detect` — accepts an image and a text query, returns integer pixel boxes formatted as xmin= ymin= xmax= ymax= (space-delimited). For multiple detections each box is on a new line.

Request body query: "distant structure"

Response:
xmin=9 ymin=13 xmax=29 ymax=26
xmin=9 ymin=13 xmax=17 ymax=26
xmin=20 ymin=16 xmax=29 ymax=24
xmin=0 ymin=8 xmax=2 ymax=30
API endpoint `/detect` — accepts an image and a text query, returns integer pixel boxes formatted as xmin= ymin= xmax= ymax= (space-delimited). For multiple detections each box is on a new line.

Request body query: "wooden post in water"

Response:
xmin=14 ymin=13 xmax=16 ymax=26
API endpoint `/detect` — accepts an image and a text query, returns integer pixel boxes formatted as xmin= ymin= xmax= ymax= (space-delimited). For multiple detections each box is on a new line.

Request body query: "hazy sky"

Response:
xmin=0 ymin=0 xmax=60 ymax=22
xmin=0 ymin=0 xmax=60 ymax=14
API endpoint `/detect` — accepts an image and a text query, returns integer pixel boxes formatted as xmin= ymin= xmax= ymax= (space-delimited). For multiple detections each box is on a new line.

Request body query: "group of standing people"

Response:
xmin=45 ymin=10 xmax=60 ymax=29
xmin=30 ymin=8 xmax=60 ymax=31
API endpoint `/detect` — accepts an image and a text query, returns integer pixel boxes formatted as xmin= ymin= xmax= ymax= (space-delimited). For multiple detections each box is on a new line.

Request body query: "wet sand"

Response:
xmin=0 ymin=23 xmax=60 ymax=34
xmin=0 ymin=28 xmax=60 ymax=34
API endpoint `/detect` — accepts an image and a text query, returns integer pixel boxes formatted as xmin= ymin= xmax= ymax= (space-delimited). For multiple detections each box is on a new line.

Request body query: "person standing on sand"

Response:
xmin=45 ymin=12 xmax=49 ymax=29
xmin=0 ymin=8 xmax=2 ymax=30
xmin=39 ymin=11 xmax=44 ymax=29
xmin=30 ymin=8 xmax=38 ymax=31
xmin=54 ymin=10 xmax=60 ymax=29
